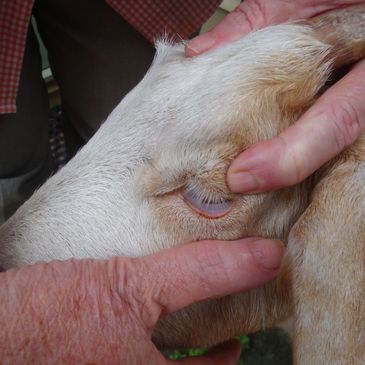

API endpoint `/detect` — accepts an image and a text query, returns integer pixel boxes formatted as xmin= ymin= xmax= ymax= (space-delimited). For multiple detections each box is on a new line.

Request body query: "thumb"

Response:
xmin=168 ymin=340 xmax=241 ymax=365
xmin=227 ymin=58 xmax=365 ymax=193
xmin=125 ymin=237 xmax=283 ymax=328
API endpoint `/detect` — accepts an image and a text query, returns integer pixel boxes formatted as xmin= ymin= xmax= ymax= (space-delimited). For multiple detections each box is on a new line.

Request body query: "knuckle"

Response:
xmin=152 ymin=262 xmax=184 ymax=314
xmin=276 ymin=135 xmax=303 ymax=185
xmin=112 ymin=257 xmax=170 ymax=327
xmin=106 ymin=257 xmax=149 ymax=322
xmin=231 ymin=0 xmax=266 ymax=30
xmin=192 ymin=241 xmax=230 ymax=291
xmin=327 ymin=100 xmax=364 ymax=150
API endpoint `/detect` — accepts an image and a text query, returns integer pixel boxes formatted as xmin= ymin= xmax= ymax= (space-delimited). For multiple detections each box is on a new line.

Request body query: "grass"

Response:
xmin=164 ymin=334 xmax=250 ymax=364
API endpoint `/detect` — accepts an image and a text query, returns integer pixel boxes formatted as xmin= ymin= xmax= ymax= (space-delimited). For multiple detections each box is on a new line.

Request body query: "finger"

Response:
xmin=185 ymin=0 xmax=321 ymax=57
xmin=185 ymin=0 xmax=364 ymax=57
xmin=186 ymin=1 xmax=269 ymax=57
xmin=227 ymin=58 xmax=365 ymax=193
xmin=167 ymin=340 xmax=241 ymax=365
xmin=128 ymin=237 xmax=283 ymax=327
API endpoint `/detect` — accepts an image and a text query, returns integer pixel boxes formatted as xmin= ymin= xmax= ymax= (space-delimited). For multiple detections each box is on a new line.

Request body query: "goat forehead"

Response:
xmin=141 ymin=24 xmax=328 ymax=139
xmin=141 ymin=58 xmax=247 ymax=145
xmin=150 ymin=23 xmax=324 ymax=92
xmin=104 ymin=23 xmax=329 ymax=162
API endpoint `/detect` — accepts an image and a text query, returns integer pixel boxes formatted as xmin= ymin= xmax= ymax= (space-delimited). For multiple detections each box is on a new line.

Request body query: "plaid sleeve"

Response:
xmin=105 ymin=0 xmax=221 ymax=43
xmin=0 ymin=0 xmax=34 ymax=114
xmin=0 ymin=0 xmax=221 ymax=115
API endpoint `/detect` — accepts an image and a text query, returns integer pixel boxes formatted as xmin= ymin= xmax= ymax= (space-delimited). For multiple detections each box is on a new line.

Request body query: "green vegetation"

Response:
xmin=164 ymin=334 xmax=249 ymax=363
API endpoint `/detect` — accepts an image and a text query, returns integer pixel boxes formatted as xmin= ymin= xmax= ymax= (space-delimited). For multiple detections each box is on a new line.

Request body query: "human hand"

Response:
xmin=187 ymin=0 xmax=365 ymax=193
xmin=0 ymin=238 xmax=283 ymax=364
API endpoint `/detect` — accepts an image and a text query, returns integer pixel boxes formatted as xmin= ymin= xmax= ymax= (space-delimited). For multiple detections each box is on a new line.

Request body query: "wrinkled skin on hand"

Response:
xmin=0 ymin=238 xmax=283 ymax=364
xmin=187 ymin=0 xmax=365 ymax=194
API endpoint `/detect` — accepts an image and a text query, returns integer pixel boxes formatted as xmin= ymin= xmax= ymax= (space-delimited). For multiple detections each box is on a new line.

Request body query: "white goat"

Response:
xmin=1 ymin=5 xmax=365 ymax=364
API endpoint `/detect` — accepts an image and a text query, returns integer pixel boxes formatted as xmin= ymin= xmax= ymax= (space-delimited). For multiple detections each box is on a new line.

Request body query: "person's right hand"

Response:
xmin=0 ymin=237 xmax=283 ymax=364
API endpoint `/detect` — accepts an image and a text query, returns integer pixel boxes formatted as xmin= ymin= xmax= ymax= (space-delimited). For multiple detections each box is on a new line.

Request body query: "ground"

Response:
xmin=164 ymin=328 xmax=292 ymax=364
xmin=242 ymin=328 xmax=292 ymax=365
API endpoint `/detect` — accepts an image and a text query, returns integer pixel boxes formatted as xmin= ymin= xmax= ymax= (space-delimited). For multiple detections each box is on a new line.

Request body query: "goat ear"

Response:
xmin=273 ymin=5 xmax=365 ymax=115
xmin=286 ymin=150 xmax=365 ymax=363
xmin=304 ymin=4 xmax=365 ymax=69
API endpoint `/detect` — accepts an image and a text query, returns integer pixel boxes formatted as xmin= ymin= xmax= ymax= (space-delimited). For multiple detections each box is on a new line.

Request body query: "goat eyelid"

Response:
xmin=182 ymin=185 xmax=233 ymax=219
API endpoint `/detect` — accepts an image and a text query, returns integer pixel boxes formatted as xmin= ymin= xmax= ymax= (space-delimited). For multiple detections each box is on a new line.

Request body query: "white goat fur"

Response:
xmin=1 ymin=22 xmax=365 ymax=363
xmin=0 ymin=24 xmax=331 ymax=264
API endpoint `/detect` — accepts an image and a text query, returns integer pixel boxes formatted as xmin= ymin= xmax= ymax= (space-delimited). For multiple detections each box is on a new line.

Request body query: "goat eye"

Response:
xmin=182 ymin=187 xmax=233 ymax=219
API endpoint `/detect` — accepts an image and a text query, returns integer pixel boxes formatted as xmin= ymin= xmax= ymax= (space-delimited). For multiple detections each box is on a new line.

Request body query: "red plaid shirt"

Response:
xmin=0 ymin=0 xmax=221 ymax=114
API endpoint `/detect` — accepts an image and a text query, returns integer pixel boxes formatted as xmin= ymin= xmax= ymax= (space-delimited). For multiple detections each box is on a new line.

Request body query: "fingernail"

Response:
xmin=227 ymin=171 xmax=260 ymax=193
xmin=187 ymin=33 xmax=216 ymax=55
xmin=249 ymin=239 xmax=284 ymax=270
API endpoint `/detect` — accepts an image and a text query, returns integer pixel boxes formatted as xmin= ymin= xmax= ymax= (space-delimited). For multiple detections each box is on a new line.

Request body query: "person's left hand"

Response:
xmin=0 ymin=237 xmax=283 ymax=364
xmin=186 ymin=0 xmax=365 ymax=194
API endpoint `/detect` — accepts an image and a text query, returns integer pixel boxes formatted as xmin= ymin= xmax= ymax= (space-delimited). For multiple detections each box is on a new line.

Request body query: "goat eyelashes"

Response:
xmin=182 ymin=183 xmax=233 ymax=219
